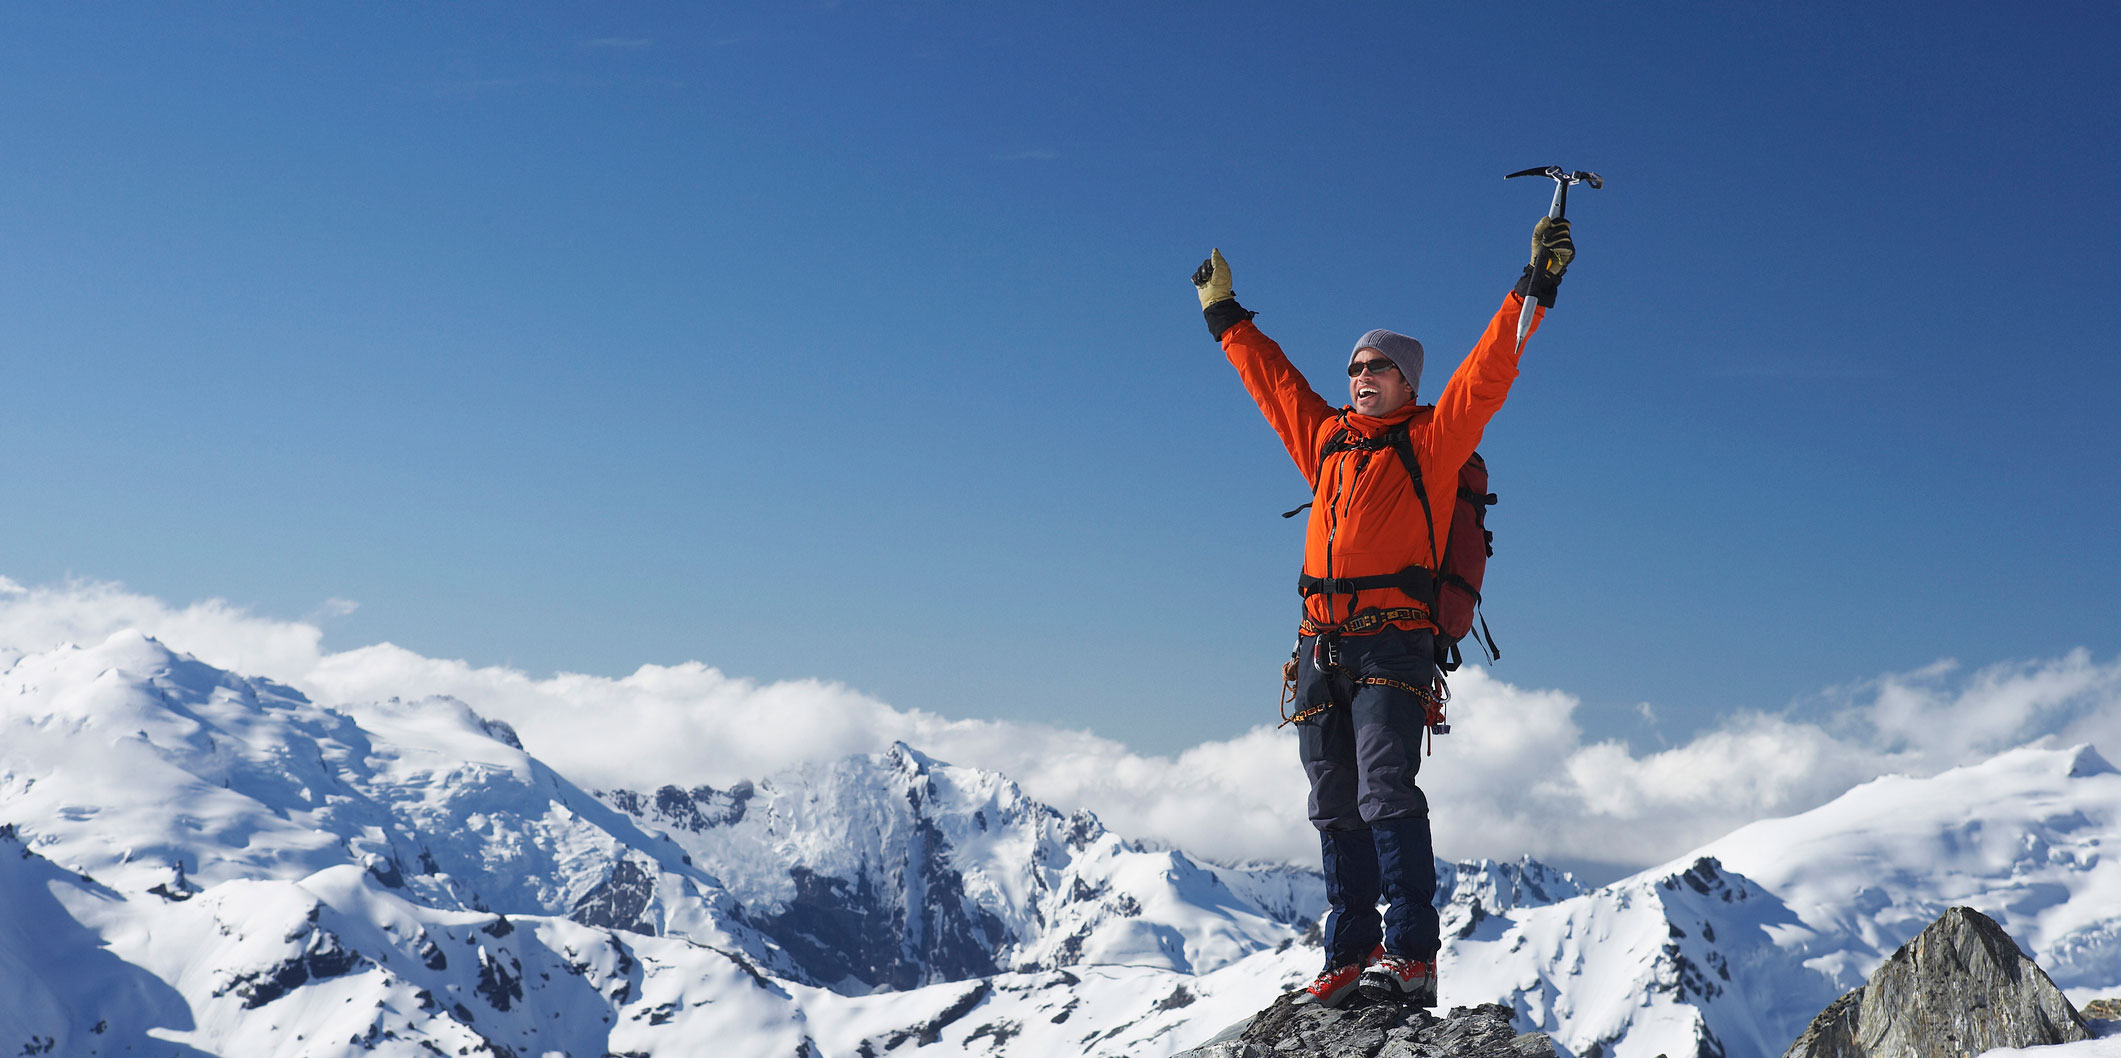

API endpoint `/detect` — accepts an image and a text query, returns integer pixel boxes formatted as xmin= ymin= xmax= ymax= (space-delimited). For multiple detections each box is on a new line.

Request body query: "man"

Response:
xmin=1192 ymin=217 xmax=1574 ymax=1007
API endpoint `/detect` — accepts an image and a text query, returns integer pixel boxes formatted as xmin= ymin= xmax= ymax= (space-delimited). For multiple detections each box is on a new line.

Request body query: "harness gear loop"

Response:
xmin=1275 ymin=614 xmax=1452 ymax=751
xmin=1424 ymin=670 xmax=1452 ymax=755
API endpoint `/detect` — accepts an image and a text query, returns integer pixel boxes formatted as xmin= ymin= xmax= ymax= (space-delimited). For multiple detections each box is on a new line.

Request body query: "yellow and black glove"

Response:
xmin=1513 ymin=217 xmax=1574 ymax=307
xmin=1193 ymin=248 xmax=1255 ymax=339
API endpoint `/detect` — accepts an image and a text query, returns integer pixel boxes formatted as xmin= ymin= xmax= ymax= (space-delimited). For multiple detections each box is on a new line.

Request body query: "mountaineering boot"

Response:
xmin=1357 ymin=951 xmax=1438 ymax=1007
xmin=1297 ymin=944 xmax=1383 ymax=1007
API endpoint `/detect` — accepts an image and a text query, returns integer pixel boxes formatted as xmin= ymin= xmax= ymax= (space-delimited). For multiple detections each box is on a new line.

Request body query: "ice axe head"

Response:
xmin=1506 ymin=165 xmax=1603 ymax=218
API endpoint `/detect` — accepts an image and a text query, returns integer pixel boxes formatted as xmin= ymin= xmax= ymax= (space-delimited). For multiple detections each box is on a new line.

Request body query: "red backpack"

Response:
xmin=1431 ymin=449 xmax=1499 ymax=671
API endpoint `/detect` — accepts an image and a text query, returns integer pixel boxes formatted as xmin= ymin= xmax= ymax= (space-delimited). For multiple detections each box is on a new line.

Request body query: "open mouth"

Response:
xmin=1357 ymin=386 xmax=1379 ymax=400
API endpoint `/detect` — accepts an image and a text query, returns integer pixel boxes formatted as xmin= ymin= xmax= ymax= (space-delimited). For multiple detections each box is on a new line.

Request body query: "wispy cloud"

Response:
xmin=3 ymin=574 xmax=2116 ymax=873
xmin=424 ymin=76 xmax=534 ymax=99
xmin=303 ymin=597 xmax=360 ymax=624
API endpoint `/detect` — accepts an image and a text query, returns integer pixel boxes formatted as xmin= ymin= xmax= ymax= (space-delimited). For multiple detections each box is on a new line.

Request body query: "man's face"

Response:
xmin=1348 ymin=349 xmax=1413 ymax=416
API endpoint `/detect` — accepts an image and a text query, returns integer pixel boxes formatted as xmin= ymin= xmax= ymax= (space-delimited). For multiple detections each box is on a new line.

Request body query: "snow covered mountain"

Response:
xmin=5 ymin=629 xmax=2117 ymax=1058
xmin=0 ymin=632 xmax=1570 ymax=1055
xmin=593 ymin=742 xmax=1326 ymax=991
xmin=593 ymin=741 xmax=1583 ymax=994
xmin=1442 ymin=742 xmax=2121 ymax=1058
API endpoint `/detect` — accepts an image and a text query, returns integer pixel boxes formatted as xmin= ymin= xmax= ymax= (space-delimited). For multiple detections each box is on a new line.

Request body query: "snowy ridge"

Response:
xmin=0 ymin=631 xmax=772 ymax=956
xmin=1444 ymin=744 xmax=2121 ymax=1058
xmin=0 ymin=633 xmax=799 ymax=1054
xmin=0 ymin=632 xmax=1356 ymax=1054
xmin=1700 ymin=743 xmax=2121 ymax=995
xmin=7 ymin=630 xmax=2119 ymax=1058
xmin=596 ymin=741 xmax=1325 ymax=991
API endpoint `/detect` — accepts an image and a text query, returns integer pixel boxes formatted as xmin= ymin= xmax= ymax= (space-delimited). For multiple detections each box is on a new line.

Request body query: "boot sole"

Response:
xmin=1356 ymin=972 xmax=1437 ymax=1008
xmin=1298 ymin=980 xmax=1363 ymax=1008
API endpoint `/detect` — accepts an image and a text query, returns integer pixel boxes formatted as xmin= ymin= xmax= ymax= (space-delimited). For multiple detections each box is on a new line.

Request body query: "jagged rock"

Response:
xmin=2082 ymin=998 xmax=2119 ymax=1020
xmin=212 ymin=927 xmax=364 ymax=1009
xmin=570 ymin=858 xmax=660 ymax=934
xmin=1785 ymin=989 xmax=1865 ymax=1058
xmin=1783 ymin=907 xmax=2091 ymax=1058
xmin=1175 ymin=996 xmax=1556 ymax=1058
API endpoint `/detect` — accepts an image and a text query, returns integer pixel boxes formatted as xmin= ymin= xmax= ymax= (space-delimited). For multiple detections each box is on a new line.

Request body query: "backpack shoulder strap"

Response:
xmin=1314 ymin=423 xmax=1353 ymax=482
xmin=1382 ymin=422 xmax=1439 ymax=569
xmin=1281 ymin=419 xmax=1354 ymax=520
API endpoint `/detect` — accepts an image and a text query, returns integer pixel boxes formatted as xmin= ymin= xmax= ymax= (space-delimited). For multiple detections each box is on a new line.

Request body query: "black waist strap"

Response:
xmin=1298 ymin=567 xmax=1437 ymax=605
xmin=1439 ymin=571 xmax=1481 ymax=604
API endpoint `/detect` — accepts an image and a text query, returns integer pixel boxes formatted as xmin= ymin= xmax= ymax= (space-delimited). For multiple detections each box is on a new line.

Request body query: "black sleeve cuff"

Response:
xmin=1204 ymin=298 xmax=1256 ymax=340
xmin=1514 ymin=266 xmax=1561 ymax=308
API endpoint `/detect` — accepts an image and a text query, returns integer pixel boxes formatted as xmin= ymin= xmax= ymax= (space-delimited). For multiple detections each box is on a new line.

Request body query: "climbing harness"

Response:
xmin=1277 ymin=612 xmax=1453 ymax=754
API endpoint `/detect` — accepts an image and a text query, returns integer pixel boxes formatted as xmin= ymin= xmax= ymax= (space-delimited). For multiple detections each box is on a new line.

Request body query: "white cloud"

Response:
xmin=3 ymin=574 xmax=2118 ymax=873
xmin=305 ymin=597 xmax=360 ymax=623
xmin=0 ymin=578 xmax=330 ymax=681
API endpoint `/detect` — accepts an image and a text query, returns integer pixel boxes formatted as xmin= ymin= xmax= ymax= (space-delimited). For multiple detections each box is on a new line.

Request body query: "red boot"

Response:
xmin=1298 ymin=944 xmax=1383 ymax=1007
xmin=1357 ymin=951 xmax=1438 ymax=1007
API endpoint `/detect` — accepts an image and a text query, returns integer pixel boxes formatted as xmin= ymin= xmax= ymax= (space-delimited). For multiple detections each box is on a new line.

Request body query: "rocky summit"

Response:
xmin=1175 ymin=997 xmax=1557 ymax=1058
xmin=1783 ymin=906 xmax=2092 ymax=1058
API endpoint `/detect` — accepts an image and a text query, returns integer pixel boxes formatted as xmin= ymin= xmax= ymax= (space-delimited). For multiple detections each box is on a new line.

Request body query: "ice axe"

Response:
xmin=1506 ymin=165 xmax=1602 ymax=346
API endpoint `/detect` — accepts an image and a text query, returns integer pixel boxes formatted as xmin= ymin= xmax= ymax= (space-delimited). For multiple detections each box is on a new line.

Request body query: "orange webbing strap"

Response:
xmin=1279 ymin=673 xmax=1325 ymax=727
xmin=1277 ymin=618 xmax=1452 ymax=752
xmin=1298 ymin=607 xmax=1431 ymax=638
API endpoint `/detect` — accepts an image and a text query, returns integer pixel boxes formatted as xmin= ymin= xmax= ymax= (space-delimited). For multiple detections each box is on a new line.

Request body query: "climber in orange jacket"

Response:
xmin=1192 ymin=216 xmax=1574 ymax=1009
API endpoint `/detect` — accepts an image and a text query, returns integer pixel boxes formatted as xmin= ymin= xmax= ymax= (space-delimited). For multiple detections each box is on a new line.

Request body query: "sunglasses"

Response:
xmin=1347 ymin=358 xmax=1399 ymax=378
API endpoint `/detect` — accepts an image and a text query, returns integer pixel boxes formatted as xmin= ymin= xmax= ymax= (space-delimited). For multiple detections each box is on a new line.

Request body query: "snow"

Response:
xmin=601 ymin=737 xmax=1316 ymax=988
xmin=1441 ymin=744 xmax=2121 ymax=1058
xmin=5 ymin=629 xmax=2119 ymax=1058
xmin=1986 ymin=1016 xmax=2121 ymax=1058
xmin=1700 ymin=744 xmax=2121 ymax=997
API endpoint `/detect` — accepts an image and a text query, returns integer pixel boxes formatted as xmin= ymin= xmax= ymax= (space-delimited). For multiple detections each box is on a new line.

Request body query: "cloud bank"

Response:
xmin=4 ymin=574 xmax=2117 ymax=873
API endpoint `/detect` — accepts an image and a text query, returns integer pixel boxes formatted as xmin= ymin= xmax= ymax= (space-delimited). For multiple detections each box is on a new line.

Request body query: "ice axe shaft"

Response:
xmin=1506 ymin=166 xmax=1602 ymax=345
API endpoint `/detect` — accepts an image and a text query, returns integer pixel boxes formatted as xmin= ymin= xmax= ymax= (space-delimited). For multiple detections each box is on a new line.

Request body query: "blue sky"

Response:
xmin=4 ymin=3 xmax=2118 ymax=761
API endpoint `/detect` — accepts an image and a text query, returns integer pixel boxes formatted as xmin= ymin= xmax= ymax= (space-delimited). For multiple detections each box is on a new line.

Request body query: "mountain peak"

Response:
xmin=92 ymin=627 xmax=181 ymax=671
xmin=2065 ymin=743 xmax=2117 ymax=778
xmin=1782 ymin=906 xmax=2093 ymax=1058
xmin=884 ymin=740 xmax=943 ymax=772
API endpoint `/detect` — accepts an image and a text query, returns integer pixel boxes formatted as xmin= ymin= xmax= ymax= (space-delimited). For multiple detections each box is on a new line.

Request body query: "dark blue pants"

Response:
xmin=1293 ymin=626 xmax=1439 ymax=969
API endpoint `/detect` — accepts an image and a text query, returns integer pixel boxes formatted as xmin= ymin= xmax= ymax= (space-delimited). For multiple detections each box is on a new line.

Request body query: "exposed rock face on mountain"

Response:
xmin=1436 ymin=855 xmax=1581 ymax=940
xmin=1441 ymin=744 xmax=2121 ymax=1058
xmin=1782 ymin=906 xmax=2092 ymax=1058
xmin=598 ymin=742 xmax=1326 ymax=992
xmin=1175 ymin=997 xmax=1558 ymax=1058
xmin=599 ymin=745 xmax=1583 ymax=996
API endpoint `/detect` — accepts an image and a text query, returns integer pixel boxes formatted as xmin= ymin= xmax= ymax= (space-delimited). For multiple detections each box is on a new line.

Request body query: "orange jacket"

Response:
xmin=1222 ymin=292 xmax=1541 ymax=633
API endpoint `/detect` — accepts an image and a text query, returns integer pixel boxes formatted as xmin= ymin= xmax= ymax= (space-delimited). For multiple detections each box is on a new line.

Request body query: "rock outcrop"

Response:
xmin=1783 ymin=906 xmax=2092 ymax=1058
xmin=2082 ymin=997 xmax=2119 ymax=1021
xmin=1176 ymin=997 xmax=1557 ymax=1058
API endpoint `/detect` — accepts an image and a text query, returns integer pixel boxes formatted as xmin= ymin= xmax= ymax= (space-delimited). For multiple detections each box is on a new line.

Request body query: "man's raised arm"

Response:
xmin=1194 ymin=249 xmax=1336 ymax=484
xmin=1424 ymin=218 xmax=1576 ymax=472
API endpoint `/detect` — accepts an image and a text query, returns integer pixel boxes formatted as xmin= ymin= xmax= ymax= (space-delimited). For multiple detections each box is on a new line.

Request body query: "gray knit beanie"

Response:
xmin=1351 ymin=329 xmax=1424 ymax=394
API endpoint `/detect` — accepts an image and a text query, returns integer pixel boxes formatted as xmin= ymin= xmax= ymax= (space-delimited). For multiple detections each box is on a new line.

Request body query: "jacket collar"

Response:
xmin=1339 ymin=401 xmax=1429 ymax=438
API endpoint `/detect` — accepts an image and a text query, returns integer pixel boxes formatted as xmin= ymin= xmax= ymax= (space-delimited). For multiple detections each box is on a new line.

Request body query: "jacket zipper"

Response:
xmin=1320 ymin=447 xmax=1368 ymax=625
